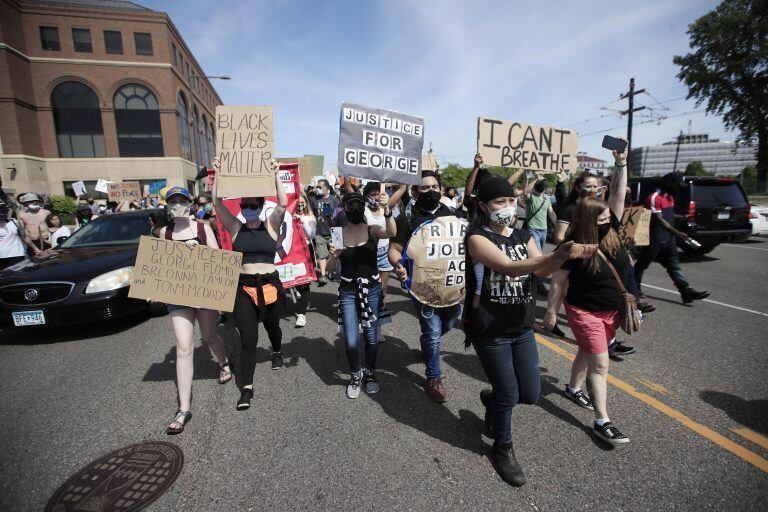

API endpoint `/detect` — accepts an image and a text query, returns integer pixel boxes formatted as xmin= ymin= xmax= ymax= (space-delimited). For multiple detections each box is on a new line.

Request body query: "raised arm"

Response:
xmin=211 ymin=158 xmax=243 ymax=237
xmin=387 ymin=183 xmax=407 ymax=209
xmin=607 ymin=140 xmax=628 ymax=220
xmin=268 ymin=159 xmax=287 ymax=233
xmin=371 ymin=193 xmax=396 ymax=240
xmin=464 ymin=153 xmax=483 ymax=208
xmin=507 ymin=167 xmax=525 ymax=187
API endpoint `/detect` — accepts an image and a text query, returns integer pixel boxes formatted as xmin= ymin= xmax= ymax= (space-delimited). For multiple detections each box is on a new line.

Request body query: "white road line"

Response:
xmin=720 ymin=243 xmax=768 ymax=251
xmin=642 ymin=284 xmax=768 ymax=317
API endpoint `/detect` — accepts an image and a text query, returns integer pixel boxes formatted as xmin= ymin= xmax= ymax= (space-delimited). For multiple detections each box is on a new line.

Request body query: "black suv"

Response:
xmin=628 ymin=175 xmax=752 ymax=255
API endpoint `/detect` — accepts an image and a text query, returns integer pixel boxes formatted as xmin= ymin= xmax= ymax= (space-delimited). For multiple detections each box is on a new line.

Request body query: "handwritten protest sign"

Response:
xmin=71 ymin=181 xmax=86 ymax=197
xmin=148 ymin=180 xmax=166 ymax=195
xmin=107 ymin=181 xmax=141 ymax=201
xmin=95 ymin=179 xmax=110 ymax=193
xmin=477 ymin=118 xmax=578 ymax=173
xmin=619 ymin=206 xmax=651 ymax=246
xmin=338 ymin=103 xmax=424 ymax=185
xmin=215 ymin=105 xmax=275 ymax=198
xmin=128 ymin=236 xmax=243 ymax=312
xmin=405 ymin=216 xmax=468 ymax=307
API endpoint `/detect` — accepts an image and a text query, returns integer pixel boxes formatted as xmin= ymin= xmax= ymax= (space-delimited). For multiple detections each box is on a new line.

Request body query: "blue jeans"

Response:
xmin=339 ymin=285 xmax=382 ymax=373
xmin=473 ymin=330 xmax=541 ymax=443
xmin=634 ymin=240 xmax=689 ymax=291
xmin=411 ymin=298 xmax=462 ymax=379
xmin=529 ymin=228 xmax=547 ymax=252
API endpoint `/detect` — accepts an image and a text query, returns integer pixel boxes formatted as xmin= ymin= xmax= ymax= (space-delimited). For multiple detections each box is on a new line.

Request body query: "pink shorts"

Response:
xmin=564 ymin=301 xmax=620 ymax=354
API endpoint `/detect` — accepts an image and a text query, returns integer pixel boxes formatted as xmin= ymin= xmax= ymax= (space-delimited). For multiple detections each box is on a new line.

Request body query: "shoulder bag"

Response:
xmin=598 ymin=250 xmax=641 ymax=335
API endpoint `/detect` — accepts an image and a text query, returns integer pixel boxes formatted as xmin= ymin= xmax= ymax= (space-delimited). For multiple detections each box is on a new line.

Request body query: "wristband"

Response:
xmin=615 ymin=163 xmax=627 ymax=168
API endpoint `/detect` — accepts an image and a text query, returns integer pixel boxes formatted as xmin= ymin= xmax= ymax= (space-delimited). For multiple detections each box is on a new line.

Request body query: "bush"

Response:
xmin=51 ymin=195 xmax=77 ymax=214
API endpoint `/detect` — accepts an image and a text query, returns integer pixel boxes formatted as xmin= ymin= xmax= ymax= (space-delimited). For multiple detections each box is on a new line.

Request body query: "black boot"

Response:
xmin=679 ymin=287 xmax=710 ymax=304
xmin=480 ymin=389 xmax=493 ymax=436
xmin=491 ymin=440 xmax=526 ymax=487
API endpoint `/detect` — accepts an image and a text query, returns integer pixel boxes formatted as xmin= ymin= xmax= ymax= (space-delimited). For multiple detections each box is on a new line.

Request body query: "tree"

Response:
xmin=673 ymin=0 xmax=768 ymax=191
xmin=684 ymin=161 xmax=712 ymax=176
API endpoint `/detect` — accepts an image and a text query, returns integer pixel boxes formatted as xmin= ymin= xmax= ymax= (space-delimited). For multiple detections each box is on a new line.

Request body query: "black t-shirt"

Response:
xmin=465 ymin=227 xmax=535 ymax=342
xmin=562 ymin=212 xmax=629 ymax=312
xmin=557 ymin=201 xmax=576 ymax=224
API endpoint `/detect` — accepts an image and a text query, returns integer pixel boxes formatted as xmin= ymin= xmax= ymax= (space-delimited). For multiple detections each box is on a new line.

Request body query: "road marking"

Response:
xmin=721 ymin=243 xmax=768 ymax=251
xmin=732 ymin=428 xmax=768 ymax=451
xmin=642 ymin=283 xmax=768 ymax=318
xmin=632 ymin=377 xmax=672 ymax=396
xmin=535 ymin=334 xmax=768 ymax=474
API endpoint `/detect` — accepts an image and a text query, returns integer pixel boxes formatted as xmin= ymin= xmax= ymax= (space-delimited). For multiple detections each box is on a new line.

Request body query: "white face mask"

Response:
xmin=489 ymin=206 xmax=516 ymax=227
xmin=169 ymin=203 xmax=191 ymax=219
xmin=27 ymin=204 xmax=41 ymax=211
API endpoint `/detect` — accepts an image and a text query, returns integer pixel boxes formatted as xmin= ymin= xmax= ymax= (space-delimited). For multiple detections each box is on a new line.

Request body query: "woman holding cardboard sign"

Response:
xmin=464 ymin=175 xmax=596 ymax=487
xmin=157 ymin=186 xmax=231 ymax=435
xmin=213 ymin=157 xmax=287 ymax=411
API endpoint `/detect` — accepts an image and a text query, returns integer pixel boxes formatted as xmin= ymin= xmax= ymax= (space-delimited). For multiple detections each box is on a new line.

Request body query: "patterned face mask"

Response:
xmin=489 ymin=206 xmax=516 ymax=227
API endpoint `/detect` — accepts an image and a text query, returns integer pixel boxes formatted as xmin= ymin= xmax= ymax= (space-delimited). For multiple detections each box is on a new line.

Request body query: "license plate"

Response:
xmin=717 ymin=211 xmax=730 ymax=220
xmin=12 ymin=310 xmax=45 ymax=326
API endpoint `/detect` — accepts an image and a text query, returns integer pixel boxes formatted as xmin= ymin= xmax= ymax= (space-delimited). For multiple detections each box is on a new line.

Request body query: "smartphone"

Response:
xmin=602 ymin=135 xmax=627 ymax=153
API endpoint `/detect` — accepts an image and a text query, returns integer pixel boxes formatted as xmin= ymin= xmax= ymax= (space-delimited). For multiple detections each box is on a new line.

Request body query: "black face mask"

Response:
xmin=416 ymin=190 xmax=441 ymax=211
xmin=346 ymin=208 xmax=365 ymax=224
xmin=598 ymin=223 xmax=611 ymax=240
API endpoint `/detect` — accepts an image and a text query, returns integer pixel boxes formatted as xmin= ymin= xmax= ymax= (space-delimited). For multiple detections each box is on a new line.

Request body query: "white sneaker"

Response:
xmin=346 ymin=370 xmax=362 ymax=399
xmin=295 ymin=313 xmax=307 ymax=328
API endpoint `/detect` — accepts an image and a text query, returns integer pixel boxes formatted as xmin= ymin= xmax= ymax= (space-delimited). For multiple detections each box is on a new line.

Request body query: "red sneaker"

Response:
xmin=426 ymin=377 xmax=447 ymax=403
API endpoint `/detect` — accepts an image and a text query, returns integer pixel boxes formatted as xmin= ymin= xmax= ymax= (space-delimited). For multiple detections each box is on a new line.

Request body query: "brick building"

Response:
xmin=0 ymin=0 xmax=223 ymax=199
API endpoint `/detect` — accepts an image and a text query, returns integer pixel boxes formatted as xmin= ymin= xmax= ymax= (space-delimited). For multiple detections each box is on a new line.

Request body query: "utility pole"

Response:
xmin=621 ymin=78 xmax=646 ymax=175
xmin=672 ymin=130 xmax=683 ymax=174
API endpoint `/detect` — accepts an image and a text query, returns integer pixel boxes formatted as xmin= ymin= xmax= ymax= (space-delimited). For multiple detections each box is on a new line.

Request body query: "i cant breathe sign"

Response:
xmin=338 ymin=103 xmax=424 ymax=185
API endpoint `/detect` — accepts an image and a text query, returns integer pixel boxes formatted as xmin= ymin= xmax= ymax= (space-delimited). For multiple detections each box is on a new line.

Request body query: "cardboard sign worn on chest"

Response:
xmin=128 ymin=236 xmax=243 ymax=312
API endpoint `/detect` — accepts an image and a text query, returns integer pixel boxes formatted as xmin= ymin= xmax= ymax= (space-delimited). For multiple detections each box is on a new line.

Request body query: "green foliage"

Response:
xmin=742 ymin=165 xmax=757 ymax=180
xmin=50 ymin=195 xmax=77 ymax=214
xmin=440 ymin=163 xmax=527 ymax=190
xmin=673 ymin=0 xmax=768 ymax=191
xmin=684 ymin=161 xmax=712 ymax=176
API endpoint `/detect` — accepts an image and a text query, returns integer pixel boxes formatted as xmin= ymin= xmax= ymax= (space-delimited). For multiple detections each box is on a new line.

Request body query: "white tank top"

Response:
xmin=364 ymin=208 xmax=389 ymax=251
xmin=0 ymin=220 xmax=26 ymax=258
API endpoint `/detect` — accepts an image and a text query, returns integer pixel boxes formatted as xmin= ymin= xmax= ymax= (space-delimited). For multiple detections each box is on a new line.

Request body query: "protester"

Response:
xmin=44 ymin=214 xmax=71 ymax=248
xmin=74 ymin=204 xmax=94 ymax=228
xmin=389 ymin=171 xmax=462 ymax=403
xmin=154 ymin=186 xmax=231 ymax=434
xmin=214 ymin=158 xmax=287 ymax=410
xmin=441 ymin=186 xmax=459 ymax=209
xmin=16 ymin=193 xmax=50 ymax=254
xmin=0 ymin=200 xmax=29 ymax=270
xmin=294 ymin=191 xmax=317 ymax=328
xmin=525 ymin=175 xmax=557 ymax=295
xmin=87 ymin=197 xmax=99 ymax=216
xmin=634 ymin=173 xmax=709 ymax=304
xmin=311 ymin=179 xmax=341 ymax=286
xmin=465 ymin=175 xmax=596 ymax=486
xmin=553 ymin=170 xmax=604 ymax=245
xmin=332 ymin=191 xmax=396 ymax=398
xmin=464 ymin=154 xmax=527 ymax=222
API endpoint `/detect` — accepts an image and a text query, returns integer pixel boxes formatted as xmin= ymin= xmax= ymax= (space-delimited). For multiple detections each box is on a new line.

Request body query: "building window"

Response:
xmin=192 ymin=106 xmax=202 ymax=167
xmin=201 ymin=114 xmax=209 ymax=166
xmin=72 ymin=28 xmax=92 ymax=52
xmin=40 ymin=26 xmax=60 ymax=51
xmin=134 ymin=32 xmax=153 ymax=55
xmin=208 ymin=123 xmax=215 ymax=162
xmin=171 ymin=43 xmax=177 ymax=66
xmin=178 ymin=94 xmax=192 ymax=161
xmin=104 ymin=30 xmax=123 ymax=54
xmin=51 ymin=81 xmax=105 ymax=158
xmin=185 ymin=62 xmax=190 ymax=82
xmin=114 ymin=84 xmax=164 ymax=157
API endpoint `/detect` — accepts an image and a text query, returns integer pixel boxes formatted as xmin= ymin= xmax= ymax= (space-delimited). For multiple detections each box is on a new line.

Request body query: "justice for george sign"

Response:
xmin=338 ymin=103 xmax=424 ymax=186
xmin=107 ymin=181 xmax=141 ymax=201
xmin=128 ymin=236 xmax=243 ymax=312
xmin=215 ymin=105 xmax=275 ymax=198
xmin=404 ymin=216 xmax=468 ymax=307
xmin=477 ymin=117 xmax=578 ymax=173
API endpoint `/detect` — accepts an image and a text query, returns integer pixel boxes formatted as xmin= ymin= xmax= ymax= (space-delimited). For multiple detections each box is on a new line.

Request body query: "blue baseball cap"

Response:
xmin=165 ymin=186 xmax=192 ymax=202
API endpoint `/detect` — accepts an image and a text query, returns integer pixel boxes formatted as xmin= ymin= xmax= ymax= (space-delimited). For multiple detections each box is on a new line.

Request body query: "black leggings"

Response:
xmin=295 ymin=284 xmax=310 ymax=314
xmin=233 ymin=286 xmax=283 ymax=387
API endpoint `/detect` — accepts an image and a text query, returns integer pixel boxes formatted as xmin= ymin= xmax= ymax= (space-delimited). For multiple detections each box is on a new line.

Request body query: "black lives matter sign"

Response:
xmin=477 ymin=117 xmax=578 ymax=173
xmin=338 ymin=103 xmax=424 ymax=185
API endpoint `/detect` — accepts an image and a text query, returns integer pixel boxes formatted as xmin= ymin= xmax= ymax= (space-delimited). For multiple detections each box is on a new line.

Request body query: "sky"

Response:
xmin=151 ymin=0 xmax=731 ymax=170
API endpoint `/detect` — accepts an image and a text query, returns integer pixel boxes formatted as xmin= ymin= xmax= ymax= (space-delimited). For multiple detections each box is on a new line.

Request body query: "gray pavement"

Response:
xmin=1 ymin=238 xmax=767 ymax=511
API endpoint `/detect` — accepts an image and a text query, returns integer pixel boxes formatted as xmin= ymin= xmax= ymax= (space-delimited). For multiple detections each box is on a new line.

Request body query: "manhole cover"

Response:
xmin=45 ymin=441 xmax=183 ymax=512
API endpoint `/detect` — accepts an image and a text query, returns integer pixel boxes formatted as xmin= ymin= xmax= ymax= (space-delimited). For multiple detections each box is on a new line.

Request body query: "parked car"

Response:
xmin=628 ymin=175 xmax=752 ymax=255
xmin=750 ymin=204 xmax=768 ymax=236
xmin=0 ymin=210 xmax=164 ymax=328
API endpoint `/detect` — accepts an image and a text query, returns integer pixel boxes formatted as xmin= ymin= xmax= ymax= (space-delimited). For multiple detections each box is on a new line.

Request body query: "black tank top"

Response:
xmin=339 ymin=230 xmax=378 ymax=289
xmin=464 ymin=227 xmax=535 ymax=343
xmin=232 ymin=222 xmax=277 ymax=264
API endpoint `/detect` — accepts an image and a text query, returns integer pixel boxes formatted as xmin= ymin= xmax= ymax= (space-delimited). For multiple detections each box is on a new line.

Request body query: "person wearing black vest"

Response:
xmin=157 ymin=187 xmax=231 ymax=435
xmin=213 ymin=158 xmax=287 ymax=410
xmin=465 ymin=176 xmax=596 ymax=486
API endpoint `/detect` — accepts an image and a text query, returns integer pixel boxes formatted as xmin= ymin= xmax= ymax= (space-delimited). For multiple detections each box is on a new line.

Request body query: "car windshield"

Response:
xmin=59 ymin=215 xmax=152 ymax=248
xmin=692 ymin=182 xmax=748 ymax=207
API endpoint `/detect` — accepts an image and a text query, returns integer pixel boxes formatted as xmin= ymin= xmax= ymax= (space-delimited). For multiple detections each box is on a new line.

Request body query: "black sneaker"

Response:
xmin=236 ymin=388 xmax=253 ymax=410
xmin=271 ymin=351 xmax=283 ymax=370
xmin=680 ymin=287 xmax=709 ymax=304
xmin=637 ymin=302 xmax=655 ymax=313
xmin=592 ymin=421 xmax=630 ymax=445
xmin=363 ymin=370 xmax=380 ymax=394
xmin=317 ymin=275 xmax=328 ymax=287
xmin=564 ymin=386 xmax=595 ymax=411
xmin=550 ymin=324 xmax=566 ymax=337
xmin=614 ymin=342 xmax=636 ymax=355
xmin=480 ymin=389 xmax=494 ymax=436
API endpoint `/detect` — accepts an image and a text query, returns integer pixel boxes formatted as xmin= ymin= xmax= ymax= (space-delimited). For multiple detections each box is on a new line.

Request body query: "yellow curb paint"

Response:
xmin=732 ymin=428 xmax=768 ymax=451
xmin=535 ymin=334 xmax=768 ymax=475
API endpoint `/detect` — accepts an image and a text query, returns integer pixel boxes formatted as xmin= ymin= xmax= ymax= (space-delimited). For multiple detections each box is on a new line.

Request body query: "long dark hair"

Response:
xmin=564 ymin=197 xmax=620 ymax=274
xmin=564 ymin=171 xmax=595 ymax=205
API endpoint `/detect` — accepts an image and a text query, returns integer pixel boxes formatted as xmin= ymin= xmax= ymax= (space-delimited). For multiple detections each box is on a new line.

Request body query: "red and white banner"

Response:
xmin=213 ymin=163 xmax=316 ymax=289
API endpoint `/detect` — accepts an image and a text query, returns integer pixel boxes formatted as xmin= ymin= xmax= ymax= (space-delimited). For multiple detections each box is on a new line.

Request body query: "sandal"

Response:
xmin=219 ymin=362 xmax=233 ymax=384
xmin=166 ymin=410 xmax=191 ymax=435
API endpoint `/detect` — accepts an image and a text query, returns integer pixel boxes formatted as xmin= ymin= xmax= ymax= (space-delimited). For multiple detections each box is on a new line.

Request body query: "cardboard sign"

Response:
xmin=71 ymin=181 xmax=87 ymax=197
xmin=148 ymin=180 xmax=167 ymax=195
xmin=619 ymin=206 xmax=651 ymax=246
xmin=477 ymin=118 xmax=578 ymax=173
xmin=338 ymin=102 xmax=424 ymax=185
xmin=215 ymin=105 xmax=275 ymax=198
xmin=108 ymin=181 xmax=141 ymax=201
xmin=95 ymin=179 xmax=110 ymax=193
xmin=405 ymin=216 xmax=468 ymax=307
xmin=142 ymin=184 xmax=150 ymax=196
xmin=128 ymin=236 xmax=243 ymax=312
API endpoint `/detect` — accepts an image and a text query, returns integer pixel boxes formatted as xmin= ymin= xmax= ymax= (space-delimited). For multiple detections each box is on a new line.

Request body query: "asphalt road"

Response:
xmin=1 ymin=237 xmax=766 ymax=511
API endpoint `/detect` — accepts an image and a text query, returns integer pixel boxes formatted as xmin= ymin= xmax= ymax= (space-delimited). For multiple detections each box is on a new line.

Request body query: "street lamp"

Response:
xmin=191 ymin=74 xmax=231 ymax=80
